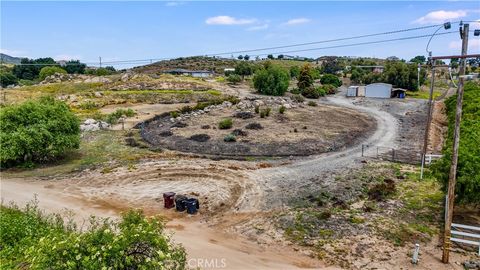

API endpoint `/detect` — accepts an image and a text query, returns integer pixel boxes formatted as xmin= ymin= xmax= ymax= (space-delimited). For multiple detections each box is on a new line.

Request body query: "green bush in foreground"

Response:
xmin=431 ymin=81 xmax=480 ymax=204
xmin=0 ymin=202 xmax=186 ymax=269
xmin=320 ymin=74 xmax=342 ymax=87
xmin=0 ymin=97 xmax=80 ymax=167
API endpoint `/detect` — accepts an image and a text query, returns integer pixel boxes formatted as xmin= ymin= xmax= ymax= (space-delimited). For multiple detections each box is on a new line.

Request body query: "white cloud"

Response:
xmin=205 ymin=16 xmax=256 ymax=25
xmin=165 ymin=2 xmax=184 ymax=7
xmin=413 ymin=10 xmax=468 ymax=24
xmin=449 ymin=39 xmax=480 ymax=50
xmin=0 ymin=48 xmax=28 ymax=57
xmin=283 ymin=18 xmax=311 ymax=26
xmin=54 ymin=54 xmax=82 ymax=61
xmin=247 ymin=24 xmax=269 ymax=31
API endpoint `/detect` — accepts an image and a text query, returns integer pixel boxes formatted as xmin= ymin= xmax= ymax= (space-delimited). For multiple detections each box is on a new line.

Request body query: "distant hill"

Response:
xmin=133 ymin=56 xmax=239 ymax=74
xmin=0 ymin=53 xmax=22 ymax=64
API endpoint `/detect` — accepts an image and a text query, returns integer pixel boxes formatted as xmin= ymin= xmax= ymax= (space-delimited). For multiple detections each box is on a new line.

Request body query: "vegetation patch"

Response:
xmin=218 ymin=118 xmax=233 ymax=129
xmin=0 ymin=202 xmax=186 ymax=269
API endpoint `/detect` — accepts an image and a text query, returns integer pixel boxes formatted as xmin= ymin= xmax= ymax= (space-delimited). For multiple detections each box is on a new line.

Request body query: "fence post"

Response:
xmin=361 ymin=145 xmax=364 ymax=157
xmin=420 ymin=154 xmax=425 ymax=179
xmin=392 ymin=148 xmax=395 ymax=162
xmin=376 ymin=147 xmax=379 ymax=158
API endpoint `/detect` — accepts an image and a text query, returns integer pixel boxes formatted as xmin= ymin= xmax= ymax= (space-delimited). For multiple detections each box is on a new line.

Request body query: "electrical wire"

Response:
xmin=6 ymin=22 xmax=464 ymax=67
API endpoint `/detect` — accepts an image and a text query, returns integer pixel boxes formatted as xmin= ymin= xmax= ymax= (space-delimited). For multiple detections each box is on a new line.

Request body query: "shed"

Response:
xmin=392 ymin=88 xmax=407 ymax=98
xmin=347 ymin=86 xmax=359 ymax=97
xmin=365 ymin=83 xmax=392 ymax=98
xmin=346 ymin=86 xmax=366 ymax=97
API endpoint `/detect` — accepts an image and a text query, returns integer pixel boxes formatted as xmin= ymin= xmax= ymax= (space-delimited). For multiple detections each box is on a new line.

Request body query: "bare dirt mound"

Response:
xmin=141 ymin=103 xmax=376 ymax=157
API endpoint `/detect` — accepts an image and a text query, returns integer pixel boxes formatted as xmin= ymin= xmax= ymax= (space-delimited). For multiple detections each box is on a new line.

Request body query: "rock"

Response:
xmin=94 ymin=91 xmax=102 ymax=97
xmin=170 ymin=118 xmax=175 ymax=123
xmin=283 ymin=104 xmax=292 ymax=109
xmin=463 ymin=261 xmax=480 ymax=269
xmin=121 ymin=73 xmax=131 ymax=82
xmin=84 ymin=118 xmax=97 ymax=125
xmin=84 ymin=77 xmax=112 ymax=83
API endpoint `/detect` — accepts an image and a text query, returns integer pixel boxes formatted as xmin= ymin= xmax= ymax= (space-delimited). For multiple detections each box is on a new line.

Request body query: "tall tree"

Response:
xmin=297 ymin=64 xmax=313 ymax=90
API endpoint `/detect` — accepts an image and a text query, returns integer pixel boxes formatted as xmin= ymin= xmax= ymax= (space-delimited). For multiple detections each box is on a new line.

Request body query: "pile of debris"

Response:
xmin=80 ymin=119 xmax=110 ymax=132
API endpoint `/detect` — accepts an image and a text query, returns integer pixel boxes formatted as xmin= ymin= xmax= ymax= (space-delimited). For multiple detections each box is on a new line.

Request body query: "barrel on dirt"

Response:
xmin=163 ymin=192 xmax=176 ymax=209
xmin=175 ymin=195 xmax=188 ymax=212
xmin=185 ymin=198 xmax=199 ymax=214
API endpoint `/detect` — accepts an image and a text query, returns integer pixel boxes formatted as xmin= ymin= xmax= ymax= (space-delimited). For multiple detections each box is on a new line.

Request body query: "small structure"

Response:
xmin=346 ymin=86 xmax=366 ymax=97
xmin=365 ymin=83 xmax=393 ymax=98
xmin=163 ymin=69 xmax=213 ymax=78
xmin=392 ymin=88 xmax=407 ymax=98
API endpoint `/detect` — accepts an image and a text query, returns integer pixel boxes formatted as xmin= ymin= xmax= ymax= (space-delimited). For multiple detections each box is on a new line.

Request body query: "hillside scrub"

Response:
xmin=253 ymin=65 xmax=290 ymax=96
xmin=0 ymin=202 xmax=186 ymax=269
xmin=0 ymin=97 xmax=80 ymax=167
xmin=432 ymin=81 xmax=480 ymax=204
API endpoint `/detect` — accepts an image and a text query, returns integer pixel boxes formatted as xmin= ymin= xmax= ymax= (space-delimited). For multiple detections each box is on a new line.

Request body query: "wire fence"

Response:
xmin=361 ymin=144 xmax=423 ymax=164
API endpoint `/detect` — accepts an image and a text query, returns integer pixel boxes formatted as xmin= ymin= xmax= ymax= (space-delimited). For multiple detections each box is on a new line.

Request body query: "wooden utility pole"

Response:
xmin=420 ymin=63 xmax=435 ymax=179
xmin=99 ymin=56 xmax=102 ymax=68
xmin=442 ymin=23 xmax=469 ymax=264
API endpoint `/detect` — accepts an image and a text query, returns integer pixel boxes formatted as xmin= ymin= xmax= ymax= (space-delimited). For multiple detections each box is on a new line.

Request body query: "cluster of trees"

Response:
xmin=295 ymin=64 xmax=340 ymax=98
xmin=1 ymin=57 xmax=117 ymax=87
xmin=350 ymin=61 xmax=426 ymax=91
xmin=0 ymin=97 xmax=80 ymax=167
xmin=253 ymin=63 xmax=290 ymax=96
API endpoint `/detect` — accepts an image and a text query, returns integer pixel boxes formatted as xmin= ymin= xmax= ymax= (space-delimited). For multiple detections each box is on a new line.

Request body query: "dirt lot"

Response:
xmin=142 ymin=101 xmax=375 ymax=157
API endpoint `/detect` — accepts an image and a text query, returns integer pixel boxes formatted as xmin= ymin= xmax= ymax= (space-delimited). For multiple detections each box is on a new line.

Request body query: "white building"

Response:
xmin=365 ymin=83 xmax=392 ymax=98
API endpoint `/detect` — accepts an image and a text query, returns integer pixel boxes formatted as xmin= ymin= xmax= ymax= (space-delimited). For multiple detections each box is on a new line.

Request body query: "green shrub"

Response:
xmin=227 ymin=74 xmax=241 ymax=84
xmin=290 ymin=88 xmax=301 ymax=94
xmin=106 ymin=108 xmax=136 ymax=124
xmin=316 ymin=86 xmax=327 ymax=97
xmin=95 ymin=67 xmax=113 ymax=76
xmin=322 ymin=84 xmax=337 ymax=94
xmin=279 ymin=106 xmax=286 ymax=114
xmin=79 ymin=100 xmax=100 ymax=110
xmin=432 ymin=82 xmax=480 ymax=204
xmin=180 ymin=105 xmax=193 ymax=114
xmin=301 ymin=86 xmax=320 ymax=98
xmin=260 ymin=111 xmax=266 ymax=118
xmin=0 ymin=97 xmax=80 ymax=167
xmin=254 ymin=105 xmax=260 ymax=114
xmin=307 ymin=101 xmax=317 ymax=106
xmin=39 ymin=66 xmax=67 ymax=80
xmin=218 ymin=118 xmax=233 ymax=129
xmin=265 ymin=107 xmax=271 ymax=117
xmin=320 ymin=74 xmax=342 ymax=87
xmin=224 ymin=134 xmax=237 ymax=142
xmin=253 ymin=65 xmax=290 ymax=96
xmin=291 ymin=94 xmax=305 ymax=103
xmin=0 ymin=202 xmax=186 ymax=269
xmin=170 ymin=111 xmax=179 ymax=118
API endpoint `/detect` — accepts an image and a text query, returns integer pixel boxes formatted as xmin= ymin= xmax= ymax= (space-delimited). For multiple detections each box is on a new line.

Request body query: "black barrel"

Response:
xmin=175 ymin=195 xmax=187 ymax=212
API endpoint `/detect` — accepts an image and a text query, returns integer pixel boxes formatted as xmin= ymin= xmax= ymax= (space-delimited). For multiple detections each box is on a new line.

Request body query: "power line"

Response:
xmin=206 ymin=23 xmax=460 ymax=57
xmin=248 ymin=31 xmax=457 ymax=57
xmin=6 ymin=22 xmax=466 ymax=67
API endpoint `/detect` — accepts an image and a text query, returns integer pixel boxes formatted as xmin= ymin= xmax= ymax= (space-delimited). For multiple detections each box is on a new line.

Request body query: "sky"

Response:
xmin=1 ymin=1 xmax=480 ymax=68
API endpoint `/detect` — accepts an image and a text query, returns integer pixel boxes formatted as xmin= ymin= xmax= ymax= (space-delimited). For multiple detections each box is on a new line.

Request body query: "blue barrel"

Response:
xmin=185 ymin=198 xmax=199 ymax=214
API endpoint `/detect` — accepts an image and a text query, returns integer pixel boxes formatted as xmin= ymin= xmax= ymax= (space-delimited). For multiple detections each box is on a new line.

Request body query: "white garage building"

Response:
xmin=365 ymin=83 xmax=392 ymax=98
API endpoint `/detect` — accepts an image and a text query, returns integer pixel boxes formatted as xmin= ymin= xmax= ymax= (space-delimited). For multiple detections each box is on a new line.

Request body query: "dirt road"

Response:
xmin=0 ymin=94 xmax=402 ymax=269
